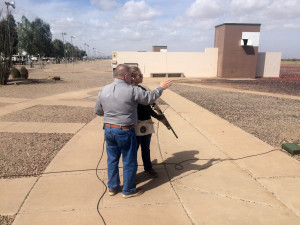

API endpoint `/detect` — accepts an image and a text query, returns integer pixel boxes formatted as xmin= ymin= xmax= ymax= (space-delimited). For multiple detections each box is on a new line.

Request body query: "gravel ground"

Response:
xmin=179 ymin=78 xmax=300 ymax=96
xmin=170 ymin=83 xmax=300 ymax=159
xmin=0 ymin=133 xmax=73 ymax=178
xmin=0 ymin=215 xmax=15 ymax=225
xmin=0 ymin=105 xmax=96 ymax=123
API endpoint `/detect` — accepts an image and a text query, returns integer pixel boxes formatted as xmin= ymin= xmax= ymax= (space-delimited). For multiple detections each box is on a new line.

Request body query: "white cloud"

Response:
xmin=119 ymin=0 xmax=161 ymax=22
xmin=186 ymin=0 xmax=228 ymax=19
xmin=282 ymin=23 xmax=300 ymax=29
xmin=266 ymin=0 xmax=300 ymax=19
xmin=179 ymin=0 xmax=229 ymax=30
xmin=228 ymin=0 xmax=300 ymax=31
xmin=230 ymin=0 xmax=271 ymax=15
xmin=230 ymin=0 xmax=300 ymax=20
xmin=50 ymin=18 xmax=83 ymax=36
xmin=66 ymin=17 xmax=74 ymax=22
xmin=89 ymin=19 xmax=110 ymax=28
xmin=90 ymin=0 xmax=118 ymax=11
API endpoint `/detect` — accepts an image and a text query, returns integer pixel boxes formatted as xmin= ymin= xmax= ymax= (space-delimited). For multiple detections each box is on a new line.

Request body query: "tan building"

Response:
xmin=112 ymin=23 xmax=281 ymax=78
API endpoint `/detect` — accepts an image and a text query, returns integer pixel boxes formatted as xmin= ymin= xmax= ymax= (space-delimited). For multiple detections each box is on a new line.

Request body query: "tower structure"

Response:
xmin=214 ymin=23 xmax=261 ymax=78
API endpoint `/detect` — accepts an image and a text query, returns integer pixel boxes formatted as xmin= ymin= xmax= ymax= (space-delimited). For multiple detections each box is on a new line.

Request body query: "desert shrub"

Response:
xmin=20 ymin=66 xmax=29 ymax=79
xmin=10 ymin=67 xmax=21 ymax=78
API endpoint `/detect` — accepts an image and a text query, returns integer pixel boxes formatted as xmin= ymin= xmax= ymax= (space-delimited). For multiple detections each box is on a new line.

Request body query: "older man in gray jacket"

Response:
xmin=95 ymin=64 xmax=171 ymax=198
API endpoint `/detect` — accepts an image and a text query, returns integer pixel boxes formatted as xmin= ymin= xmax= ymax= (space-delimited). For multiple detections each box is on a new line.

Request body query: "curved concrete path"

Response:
xmin=1 ymin=75 xmax=300 ymax=225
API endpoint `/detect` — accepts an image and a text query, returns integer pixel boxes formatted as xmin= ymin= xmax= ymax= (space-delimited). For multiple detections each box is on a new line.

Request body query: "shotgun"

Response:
xmin=151 ymin=103 xmax=178 ymax=138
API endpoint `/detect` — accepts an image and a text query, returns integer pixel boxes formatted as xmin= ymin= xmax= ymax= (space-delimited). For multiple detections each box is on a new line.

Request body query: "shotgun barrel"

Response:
xmin=151 ymin=103 xmax=178 ymax=138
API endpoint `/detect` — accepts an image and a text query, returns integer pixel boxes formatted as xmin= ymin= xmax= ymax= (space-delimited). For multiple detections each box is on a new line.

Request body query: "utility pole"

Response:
xmin=61 ymin=32 xmax=67 ymax=63
xmin=71 ymin=35 xmax=75 ymax=62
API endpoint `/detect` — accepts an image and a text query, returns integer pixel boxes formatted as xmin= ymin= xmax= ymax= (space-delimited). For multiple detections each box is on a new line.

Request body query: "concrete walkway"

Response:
xmin=1 ymin=80 xmax=300 ymax=225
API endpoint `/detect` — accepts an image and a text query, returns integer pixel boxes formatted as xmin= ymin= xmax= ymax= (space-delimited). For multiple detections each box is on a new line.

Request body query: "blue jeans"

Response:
xmin=136 ymin=134 xmax=152 ymax=171
xmin=104 ymin=126 xmax=137 ymax=195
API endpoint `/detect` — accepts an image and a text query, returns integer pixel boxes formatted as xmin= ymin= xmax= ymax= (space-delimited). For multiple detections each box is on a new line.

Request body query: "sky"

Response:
xmin=1 ymin=0 xmax=300 ymax=58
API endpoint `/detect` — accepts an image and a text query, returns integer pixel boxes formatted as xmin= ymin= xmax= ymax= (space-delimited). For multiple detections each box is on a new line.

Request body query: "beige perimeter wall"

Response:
xmin=112 ymin=48 xmax=218 ymax=78
xmin=256 ymin=52 xmax=282 ymax=78
xmin=112 ymin=49 xmax=281 ymax=78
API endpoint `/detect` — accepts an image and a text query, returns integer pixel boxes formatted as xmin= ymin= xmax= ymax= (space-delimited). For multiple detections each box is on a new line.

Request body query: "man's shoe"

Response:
xmin=108 ymin=185 xmax=120 ymax=196
xmin=144 ymin=169 xmax=158 ymax=178
xmin=122 ymin=188 xmax=144 ymax=199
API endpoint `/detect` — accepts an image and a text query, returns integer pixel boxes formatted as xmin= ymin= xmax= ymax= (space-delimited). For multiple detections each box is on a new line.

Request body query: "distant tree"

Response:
xmin=73 ymin=46 xmax=85 ymax=59
xmin=31 ymin=18 xmax=52 ymax=57
xmin=17 ymin=16 xmax=52 ymax=57
xmin=17 ymin=16 xmax=33 ymax=55
xmin=0 ymin=14 xmax=18 ymax=57
xmin=51 ymin=39 xmax=64 ymax=58
xmin=8 ymin=14 xmax=18 ymax=55
xmin=17 ymin=16 xmax=85 ymax=61
xmin=81 ymin=50 xmax=87 ymax=58
xmin=0 ymin=18 xmax=7 ymax=55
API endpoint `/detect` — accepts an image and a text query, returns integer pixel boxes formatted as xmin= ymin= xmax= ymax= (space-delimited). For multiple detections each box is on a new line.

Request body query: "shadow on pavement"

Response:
xmin=137 ymin=150 xmax=220 ymax=192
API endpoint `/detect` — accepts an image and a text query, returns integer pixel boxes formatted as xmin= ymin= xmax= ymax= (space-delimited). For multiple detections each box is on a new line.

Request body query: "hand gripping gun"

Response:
xmin=151 ymin=103 xmax=178 ymax=139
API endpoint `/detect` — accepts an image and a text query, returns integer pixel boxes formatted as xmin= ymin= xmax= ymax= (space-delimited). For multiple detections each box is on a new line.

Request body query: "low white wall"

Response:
xmin=256 ymin=52 xmax=282 ymax=78
xmin=112 ymin=48 xmax=218 ymax=78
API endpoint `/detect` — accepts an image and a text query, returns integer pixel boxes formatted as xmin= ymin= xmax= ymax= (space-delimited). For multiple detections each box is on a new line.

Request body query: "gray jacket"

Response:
xmin=95 ymin=79 xmax=163 ymax=126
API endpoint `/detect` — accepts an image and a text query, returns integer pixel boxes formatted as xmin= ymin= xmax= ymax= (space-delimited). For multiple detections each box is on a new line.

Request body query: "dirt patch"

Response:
xmin=0 ymin=133 xmax=73 ymax=178
xmin=0 ymin=103 xmax=11 ymax=107
xmin=0 ymin=105 xmax=96 ymax=123
xmin=170 ymin=84 xmax=300 ymax=160
xmin=0 ymin=215 xmax=15 ymax=225
xmin=88 ymin=90 xmax=100 ymax=96
xmin=0 ymin=61 xmax=113 ymax=99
